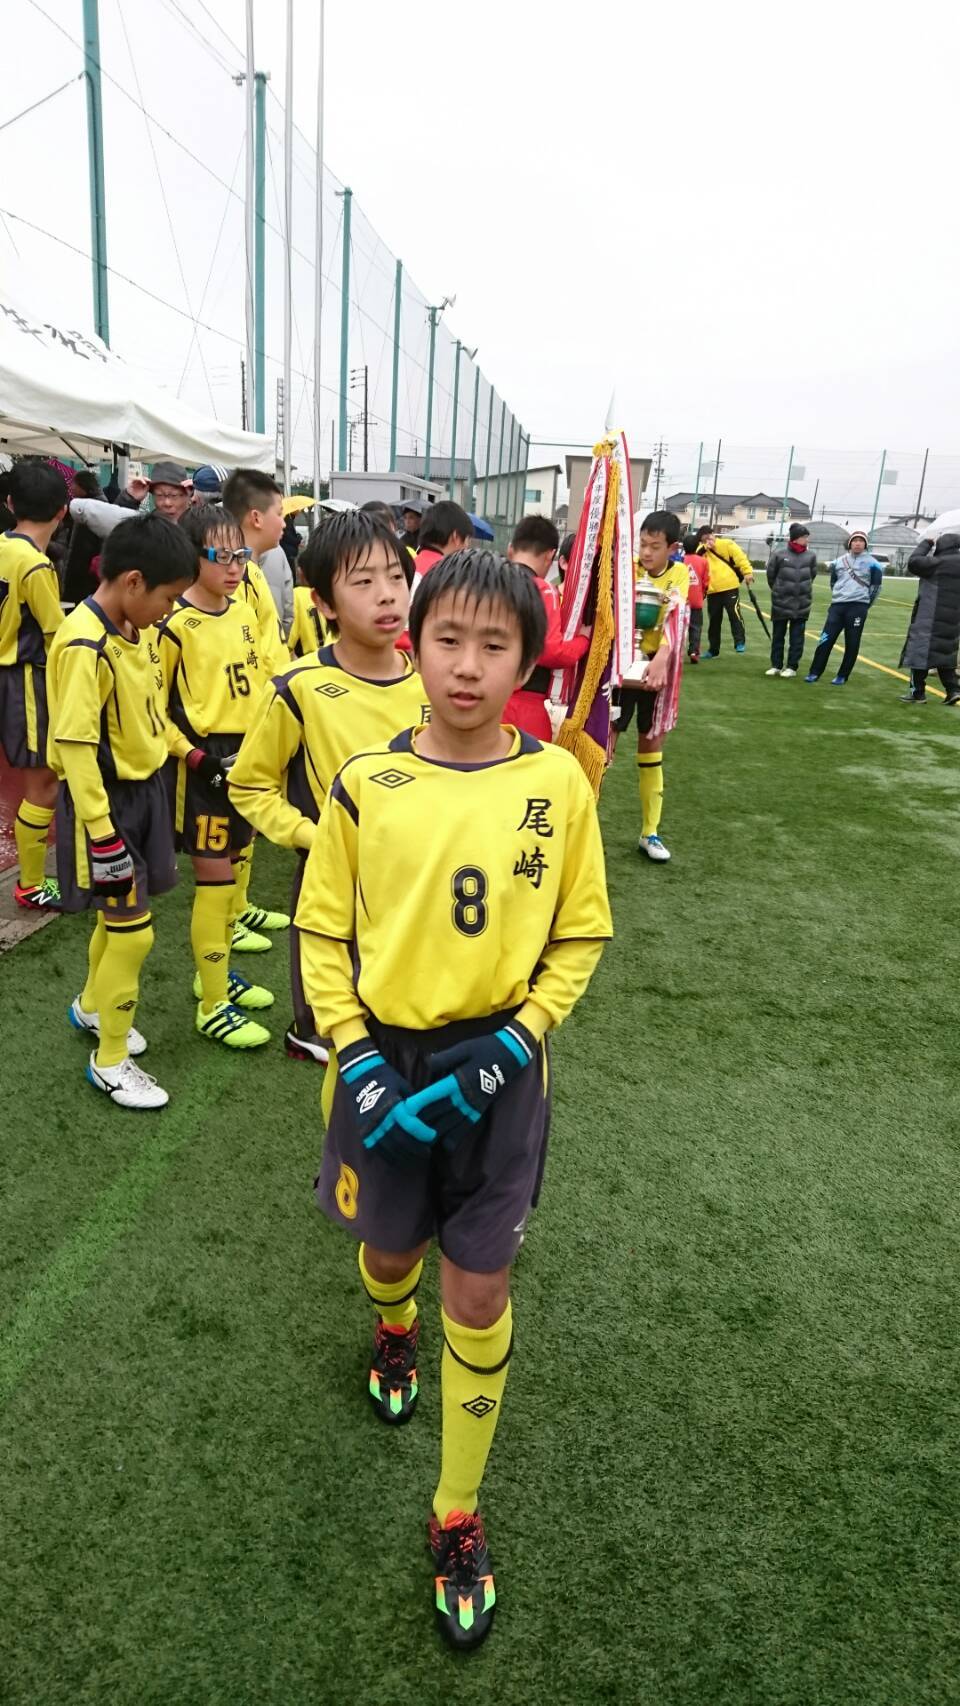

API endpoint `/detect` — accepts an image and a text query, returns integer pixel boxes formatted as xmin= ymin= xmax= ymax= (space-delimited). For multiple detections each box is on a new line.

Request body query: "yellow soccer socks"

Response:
xmin=94 ymin=914 xmax=154 ymax=1067
xmin=359 ymin=1243 xmax=423 ymax=1331
xmin=638 ymin=751 xmax=664 ymax=838
xmin=80 ymin=912 xmax=108 ymax=1012
xmin=434 ymin=1301 xmax=513 ymax=1522
xmin=191 ymin=879 xmax=234 ymax=1010
xmin=14 ymin=800 xmax=54 ymax=888
xmin=230 ymin=844 xmax=253 ymax=923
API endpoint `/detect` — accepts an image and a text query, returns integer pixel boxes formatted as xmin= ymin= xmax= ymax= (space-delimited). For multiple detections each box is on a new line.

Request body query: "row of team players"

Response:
xmin=4 ymin=463 xmax=612 ymax=1648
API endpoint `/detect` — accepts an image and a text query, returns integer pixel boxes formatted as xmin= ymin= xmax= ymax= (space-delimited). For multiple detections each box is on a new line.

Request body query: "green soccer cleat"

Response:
xmin=231 ymin=919 xmax=272 ymax=953
xmin=196 ymin=1000 xmax=270 ymax=1049
xmin=192 ymin=969 xmax=275 ymax=1009
xmin=429 ymin=1510 xmax=496 ymax=1650
xmin=368 ymin=1318 xmax=420 ymax=1425
xmin=239 ymin=902 xmax=290 ymax=932
xmin=14 ymin=876 xmax=61 ymax=911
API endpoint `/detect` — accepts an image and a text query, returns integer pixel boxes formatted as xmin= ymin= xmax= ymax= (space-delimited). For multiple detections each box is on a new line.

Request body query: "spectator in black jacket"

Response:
xmin=63 ymin=468 xmax=105 ymax=604
xmin=765 ymin=523 xmax=817 ymax=677
xmin=898 ymin=534 xmax=960 ymax=705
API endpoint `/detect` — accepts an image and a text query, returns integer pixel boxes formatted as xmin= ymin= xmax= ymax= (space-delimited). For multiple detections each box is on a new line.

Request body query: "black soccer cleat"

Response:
xmin=368 ymin=1318 xmax=419 ymax=1424
xmin=429 ymin=1509 xmax=496 ymax=1650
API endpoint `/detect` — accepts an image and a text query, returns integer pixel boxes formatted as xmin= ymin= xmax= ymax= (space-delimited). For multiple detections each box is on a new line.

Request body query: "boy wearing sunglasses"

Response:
xmin=156 ymin=506 xmax=275 ymax=1049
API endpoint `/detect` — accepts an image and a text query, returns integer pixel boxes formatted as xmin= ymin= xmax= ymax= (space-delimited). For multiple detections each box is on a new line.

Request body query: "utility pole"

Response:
xmin=913 ymin=447 xmax=930 ymax=526
xmin=809 ymin=477 xmax=820 ymax=521
xmin=424 ymin=294 xmax=453 ymax=481
xmin=707 ymin=438 xmax=722 ymax=527
xmin=254 ymin=70 xmax=268 ymax=434
xmin=689 ymin=441 xmax=704 ymax=532
xmin=652 ymin=438 xmax=668 ymax=509
xmin=240 ymin=357 xmax=247 ymax=430
xmin=351 ymin=366 xmax=369 ymax=471
xmin=337 ymin=187 xmax=352 ymax=471
xmin=275 ymin=377 xmax=284 ymax=472
xmin=449 ymin=340 xmax=462 ymax=500
xmin=869 ymin=449 xmax=887 ymax=536
xmin=483 ymin=385 xmax=494 ymax=516
xmin=241 ymin=2 xmax=255 ymax=429
xmin=389 ymin=259 xmax=402 ymax=470
xmin=506 ymin=416 xmax=516 ymax=525
xmin=494 ymin=400 xmax=506 ymax=519
xmin=312 ymin=0 xmax=325 ymax=518
xmin=780 ymin=445 xmax=795 ymax=538
xmin=469 ymin=364 xmax=481 ymax=511
xmin=282 ymin=0 xmax=294 ymax=488
xmin=82 ymin=0 xmax=110 ymax=344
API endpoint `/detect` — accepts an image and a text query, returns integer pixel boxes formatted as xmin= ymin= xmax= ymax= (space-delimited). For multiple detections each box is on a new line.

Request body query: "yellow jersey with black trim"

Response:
xmin=634 ymin=559 xmax=689 ymax=656
xmin=237 ymin=558 xmax=286 ymax=675
xmin=288 ymin=585 xmax=328 ymax=658
xmin=227 ymin=644 xmax=428 ymax=851
xmin=296 ymin=728 xmax=612 ymax=1030
xmin=0 ymin=531 xmax=64 ymax=666
xmin=46 ymin=596 xmax=168 ymax=782
xmin=156 ymin=595 xmax=271 ymax=744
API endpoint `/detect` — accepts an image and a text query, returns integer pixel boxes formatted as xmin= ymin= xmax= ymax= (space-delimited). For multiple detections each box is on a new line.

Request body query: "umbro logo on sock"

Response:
xmin=204 ymin=951 xmax=225 ymax=963
xmin=462 ymin=1394 xmax=497 ymax=1419
xmin=115 ymin=999 xmax=136 ymax=1012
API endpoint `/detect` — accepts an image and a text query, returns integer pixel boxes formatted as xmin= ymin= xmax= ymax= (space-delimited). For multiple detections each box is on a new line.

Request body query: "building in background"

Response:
xmin=395 ymin=456 xmax=475 ymax=510
xmin=664 ymin=491 xmax=812 ymax=528
xmin=567 ymin=452 xmax=651 ymax=527
xmin=474 ymin=462 xmax=562 ymax=523
xmin=329 ymin=470 xmax=442 ymax=508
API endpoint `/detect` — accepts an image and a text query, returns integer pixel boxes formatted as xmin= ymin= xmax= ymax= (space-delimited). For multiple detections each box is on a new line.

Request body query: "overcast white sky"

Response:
xmin=3 ymin=0 xmax=960 ymax=515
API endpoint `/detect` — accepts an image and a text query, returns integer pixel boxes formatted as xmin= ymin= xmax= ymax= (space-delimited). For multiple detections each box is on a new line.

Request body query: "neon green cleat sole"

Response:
xmin=196 ymin=1000 xmax=270 ymax=1048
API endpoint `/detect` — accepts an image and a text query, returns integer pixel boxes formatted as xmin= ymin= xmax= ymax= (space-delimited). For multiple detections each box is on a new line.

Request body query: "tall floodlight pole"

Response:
xmin=424 ymin=294 xmax=453 ymax=481
xmin=243 ymin=0 xmax=256 ymax=429
xmin=495 ymin=400 xmax=506 ymax=518
xmin=780 ymin=445 xmax=795 ymax=538
xmin=82 ymin=0 xmax=110 ymax=343
xmin=469 ymin=364 xmax=481 ymax=510
xmin=282 ymin=0 xmax=294 ymax=486
xmin=870 ymin=449 xmax=888 ymax=536
xmin=389 ymin=259 xmax=402 ymax=470
xmin=449 ymin=340 xmax=462 ymax=499
xmin=707 ymin=438 xmax=722 ymax=527
xmin=254 ymin=70 xmax=268 ymax=435
xmin=312 ymin=1 xmax=325 ymax=518
xmin=337 ymin=187 xmax=352 ymax=471
xmin=506 ymin=416 xmax=516 ymax=525
xmin=483 ymin=384 xmax=494 ymax=515
xmin=689 ymin=440 xmax=703 ymax=530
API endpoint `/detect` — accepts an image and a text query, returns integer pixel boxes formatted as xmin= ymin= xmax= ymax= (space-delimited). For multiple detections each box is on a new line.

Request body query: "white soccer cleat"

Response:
xmin=85 ymin=1053 xmax=169 ymax=1109
xmin=780 ymin=667 xmax=797 ymax=678
xmin=765 ymin=666 xmax=781 ymax=676
xmin=69 ymin=996 xmax=147 ymax=1056
xmin=638 ymin=834 xmax=671 ymax=863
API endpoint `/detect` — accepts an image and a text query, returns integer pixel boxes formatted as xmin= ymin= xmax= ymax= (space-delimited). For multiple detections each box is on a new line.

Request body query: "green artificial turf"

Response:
xmin=1 ymin=638 xmax=959 ymax=1705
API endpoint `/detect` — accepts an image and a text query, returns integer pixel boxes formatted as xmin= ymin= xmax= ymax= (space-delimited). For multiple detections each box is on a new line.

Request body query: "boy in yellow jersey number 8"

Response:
xmin=296 ymin=549 xmax=612 ymax=1649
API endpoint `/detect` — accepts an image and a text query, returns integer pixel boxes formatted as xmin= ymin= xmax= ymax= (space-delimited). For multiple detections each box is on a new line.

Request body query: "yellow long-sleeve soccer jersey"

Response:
xmin=635 ymin=560 xmax=689 ymax=657
xmin=0 ymin=532 xmax=64 ymax=666
xmin=227 ymin=645 xmax=428 ymax=852
xmin=237 ymin=558 xmax=286 ymax=676
xmin=156 ymin=595 xmax=272 ymax=750
xmin=701 ymin=537 xmax=752 ymax=595
xmin=288 ymin=585 xmax=328 ymax=658
xmin=46 ymin=597 xmax=168 ymax=832
xmin=296 ymin=728 xmax=613 ymax=1033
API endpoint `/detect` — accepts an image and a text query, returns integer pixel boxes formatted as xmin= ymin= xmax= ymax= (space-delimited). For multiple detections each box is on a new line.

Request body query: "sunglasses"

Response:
xmin=202 ymin=546 xmax=252 ymax=565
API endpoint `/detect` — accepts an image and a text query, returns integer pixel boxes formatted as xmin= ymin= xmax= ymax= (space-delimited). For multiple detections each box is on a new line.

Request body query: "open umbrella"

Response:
xmin=469 ymin=513 xmax=494 ymax=541
xmin=922 ymin=509 xmax=960 ymax=541
xmin=282 ymin=495 xmax=315 ymax=516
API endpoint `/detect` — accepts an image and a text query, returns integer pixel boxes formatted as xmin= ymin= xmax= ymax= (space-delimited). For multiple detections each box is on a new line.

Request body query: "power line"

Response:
xmin=0 ymin=74 xmax=83 ymax=135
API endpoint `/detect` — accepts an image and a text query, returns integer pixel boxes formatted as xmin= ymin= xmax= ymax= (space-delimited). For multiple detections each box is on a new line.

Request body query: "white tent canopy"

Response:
xmin=0 ymin=292 xmax=273 ymax=471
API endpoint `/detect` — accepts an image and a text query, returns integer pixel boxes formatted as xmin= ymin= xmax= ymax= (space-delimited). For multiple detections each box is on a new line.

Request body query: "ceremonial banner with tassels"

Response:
xmin=550 ymin=432 xmax=635 ymax=794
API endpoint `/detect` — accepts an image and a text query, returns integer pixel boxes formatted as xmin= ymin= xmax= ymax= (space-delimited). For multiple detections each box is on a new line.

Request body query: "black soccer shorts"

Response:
xmin=56 ymin=772 xmax=178 ymax=914
xmin=0 ymin=662 xmax=49 ymax=769
xmin=170 ymin=732 xmax=254 ymax=859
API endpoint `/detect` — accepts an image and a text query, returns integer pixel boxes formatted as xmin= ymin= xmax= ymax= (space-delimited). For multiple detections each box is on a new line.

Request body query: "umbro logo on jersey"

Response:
xmin=479 ymin=1066 xmax=504 ymax=1096
xmin=184 ymin=616 xmax=202 ymax=629
xmin=370 ymin=768 xmax=414 ymax=788
xmin=316 ymin=683 xmax=348 ymax=698
xmin=358 ymin=1083 xmax=387 ymax=1115
xmin=462 ymin=1395 xmax=497 ymax=1419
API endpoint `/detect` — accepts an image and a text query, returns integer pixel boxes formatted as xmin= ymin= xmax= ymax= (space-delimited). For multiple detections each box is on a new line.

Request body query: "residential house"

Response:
xmin=395 ymin=455 xmax=476 ymax=511
xmin=664 ymin=491 xmax=811 ymax=529
xmin=474 ymin=462 xmax=562 ymax=523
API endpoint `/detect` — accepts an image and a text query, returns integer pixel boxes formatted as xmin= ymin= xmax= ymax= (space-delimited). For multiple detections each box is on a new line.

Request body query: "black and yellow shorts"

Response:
xmin=0 ymin=662 xmax=49 ymax=769
xmin=56 ymin=772 xmax=178 ymax=914
xmin=169 ymin=733 xmax=253 ymax=859
xmin=316 ymin=1010 xmax=552 ymax=1273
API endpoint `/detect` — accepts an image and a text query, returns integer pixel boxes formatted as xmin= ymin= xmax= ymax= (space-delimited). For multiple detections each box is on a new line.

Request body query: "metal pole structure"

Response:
xmin=689 ymin=440 xmax=703 ymax=532
xmin=494 ymin=400 xmax=506 ymax=518
xmin=363 ymin=364 xmax=368 ymax=472
xmin=506 ymin=416 xmax=516 ymax=525
xmin=424 ymin=307 xmax=439 ymax=480
xmin=513 ymin=429 xmax=524 ymax=524
xmin=243 ymin=0 xmax=256 ymax=429
xmin=254 ymin=70 xmax=268 ymax=435
xmin=780 ymin=444 xmax=795 ymax=538
xmin=449 ymin=340 xmax=462 ymax=499
xmin=869 ymin=449 xmax=887 ymax=536
xmin=482 ymin=384 xmax=494 ymax=516
xmin=520 ymin=431 xmax=531 ymax=522
xmin=913 ymin=447 xmax=930 ymax=525
xmin=82 ymin=0 xmax=110 ymax=344
xmin=282 ymin=0 xmax=294 ymax=487
xmin=337 ymin=187 xmax=352 ymax=471
xmin=389 ymin=259 xmax=402 ymax=470
xmin=469 ymin=364 xmax=481 ymax=510
xmin=312 ymin=0 xmax=325 ymax=518
xmin=810 ymin=477 xmax=820 ymax=520
xmin=707 ymin=438 xmax=722 ymax=527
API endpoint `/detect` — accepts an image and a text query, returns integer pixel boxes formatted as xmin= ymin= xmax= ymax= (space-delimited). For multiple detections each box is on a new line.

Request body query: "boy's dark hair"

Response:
xmin=359 ymin=499 xmax=396 ymax=523
xmin=178 ymin=503 xmax=243 ymax=554
xmin=300 ymin=508 xmax=408 ymax=605
xmin=100 ymin=512 xmax=197 ymax=586
xmin=9 ymin=461 xmax=69 ymax=523
xmin=418 ymin=500 xmax=473 ymax=551
xmin=694 ymin=524 xmax=712 ymax=547
xmin=511 ymin=515 xmax=559 ymax=554
xmin=559 ymin=531 xmax=576 ymax=562
xmin=409 ymin=548 xmax=547 ymax=675
xmin=640 ymin=510 xmax=682 ymax=546
xmin=683 ymin=532 xmax=700 ymax=555
xmin=73 ymin=468 xmax=103 ymax=498
xmin=222 ymin=467 xmax=282 ymax=523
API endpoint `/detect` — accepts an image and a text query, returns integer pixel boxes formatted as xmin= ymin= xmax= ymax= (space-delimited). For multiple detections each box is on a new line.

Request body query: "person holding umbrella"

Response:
xmin=805 ymin=530 xmax=882 ymax=686
xmin=765 ymin=523 xmax=817 ymax=677
xmin=897 ymin=532 xmax=960 ymax=704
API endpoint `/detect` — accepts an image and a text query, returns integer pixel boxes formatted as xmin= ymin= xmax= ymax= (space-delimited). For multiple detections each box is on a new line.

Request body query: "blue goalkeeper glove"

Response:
xmin=406 ymin=1019 xmax=538 ymax=1152
xmin=337 ymin=1038 xmax=438 ymax=1169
